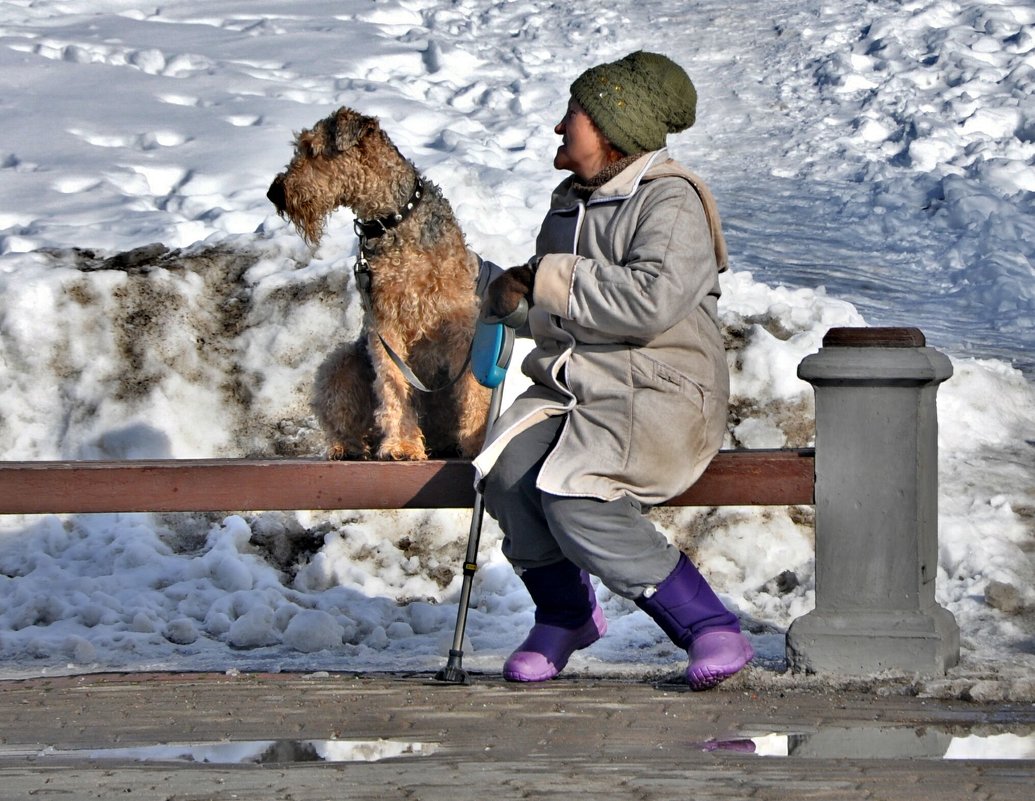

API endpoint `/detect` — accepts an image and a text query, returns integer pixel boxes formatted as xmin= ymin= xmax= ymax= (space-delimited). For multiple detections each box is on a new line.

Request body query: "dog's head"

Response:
xmin=267 ymin=106 xmax=380 ymax=246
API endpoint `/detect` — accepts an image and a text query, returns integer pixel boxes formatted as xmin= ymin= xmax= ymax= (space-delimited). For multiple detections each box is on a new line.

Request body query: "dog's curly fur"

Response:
xmin=268 ymin=106 xmax=490 ymax=460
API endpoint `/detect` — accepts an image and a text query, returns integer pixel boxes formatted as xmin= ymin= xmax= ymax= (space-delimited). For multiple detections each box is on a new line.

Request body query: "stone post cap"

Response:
xmin=799 ymin=327 xmax=953 ymax=385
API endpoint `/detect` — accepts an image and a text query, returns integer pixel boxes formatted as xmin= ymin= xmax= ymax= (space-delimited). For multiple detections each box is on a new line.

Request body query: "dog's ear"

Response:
xmin=330 ymin=107 xmax=378 ymax=154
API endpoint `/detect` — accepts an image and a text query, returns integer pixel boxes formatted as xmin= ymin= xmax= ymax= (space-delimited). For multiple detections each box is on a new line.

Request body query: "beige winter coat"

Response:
xmin=473 ymin=149 xmax=729 ymax=505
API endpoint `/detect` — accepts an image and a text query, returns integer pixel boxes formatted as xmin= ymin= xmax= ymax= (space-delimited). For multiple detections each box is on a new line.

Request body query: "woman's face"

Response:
xmin=553 ymin=99 xmax=617 ymax=181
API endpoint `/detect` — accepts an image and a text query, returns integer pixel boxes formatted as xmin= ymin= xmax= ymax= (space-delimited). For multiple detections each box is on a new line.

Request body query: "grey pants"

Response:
xmin=481 ymin=415 xmax=681 ymax=599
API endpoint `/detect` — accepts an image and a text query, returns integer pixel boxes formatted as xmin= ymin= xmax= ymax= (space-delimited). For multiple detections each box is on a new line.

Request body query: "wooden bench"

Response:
xmin=0 ymin=449 xmax=814 ymax=514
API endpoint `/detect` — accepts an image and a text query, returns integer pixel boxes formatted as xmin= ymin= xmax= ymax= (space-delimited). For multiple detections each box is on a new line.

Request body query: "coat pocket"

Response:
xmin=630 ymin=351 xmax=707 ymax=412
xmin=627 ymin=352 xmax=709 ymax=493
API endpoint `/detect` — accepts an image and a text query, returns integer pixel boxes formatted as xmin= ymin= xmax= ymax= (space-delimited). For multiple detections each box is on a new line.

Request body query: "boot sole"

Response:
xmin=503 ymin=610 xmax=607 ymax=682
xmin=686 ymin=635 xmax=754 ymax=691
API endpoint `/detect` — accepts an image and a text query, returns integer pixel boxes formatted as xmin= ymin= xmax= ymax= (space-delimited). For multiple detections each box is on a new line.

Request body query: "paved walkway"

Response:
xmin=0 ymin=671 xmax=1032 ymax=800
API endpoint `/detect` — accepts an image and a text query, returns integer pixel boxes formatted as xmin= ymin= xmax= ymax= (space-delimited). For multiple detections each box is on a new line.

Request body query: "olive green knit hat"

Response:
xmin=569 ymin=51 xmax=697 ymax=156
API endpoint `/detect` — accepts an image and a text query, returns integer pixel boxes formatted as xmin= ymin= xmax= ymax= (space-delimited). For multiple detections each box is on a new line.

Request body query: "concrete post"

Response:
xmin=786 ymin=327 xmax=960 ymax=675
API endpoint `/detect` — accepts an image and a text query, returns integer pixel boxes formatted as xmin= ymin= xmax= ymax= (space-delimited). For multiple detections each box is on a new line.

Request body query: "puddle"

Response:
xmin=14 ymin=739 xmax=438 ymax=764
xmin=698 ymin=728 xmax=1035 ymax=760
xmin=10 ymin=729 xmax=1034 ymax=765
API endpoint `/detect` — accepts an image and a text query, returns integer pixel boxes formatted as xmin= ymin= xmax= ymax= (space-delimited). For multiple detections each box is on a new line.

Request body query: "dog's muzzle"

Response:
xmin=267 ymin=175 xmax=287 ymax=214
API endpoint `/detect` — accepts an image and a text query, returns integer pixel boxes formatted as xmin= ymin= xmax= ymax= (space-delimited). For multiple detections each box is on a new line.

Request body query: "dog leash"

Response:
xmin=352 ymin=175 xmax=473 ymax=394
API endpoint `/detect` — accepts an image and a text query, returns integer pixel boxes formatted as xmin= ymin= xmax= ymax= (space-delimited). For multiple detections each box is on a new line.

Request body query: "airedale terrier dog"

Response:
xmin=267 ymin=106 xmax=490 ymax=460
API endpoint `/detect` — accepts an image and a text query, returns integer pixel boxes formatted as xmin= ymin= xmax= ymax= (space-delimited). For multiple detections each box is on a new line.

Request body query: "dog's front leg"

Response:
xmin=453 ymin=369 xmax=492 ymax=457
xmin=368 ymin=332 xmax=428 ymax=460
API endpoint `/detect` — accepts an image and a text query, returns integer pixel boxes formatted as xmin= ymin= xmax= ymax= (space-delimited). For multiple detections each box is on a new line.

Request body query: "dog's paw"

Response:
xmin=327 ymin=441 xmax=372 ymax=460
xmin=377 ymin=438 xmax=428 ymax=461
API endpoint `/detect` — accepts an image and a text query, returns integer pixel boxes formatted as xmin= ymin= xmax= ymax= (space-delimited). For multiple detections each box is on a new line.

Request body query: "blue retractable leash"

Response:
xmin=435 ymin=300 xmax=527 ymax=684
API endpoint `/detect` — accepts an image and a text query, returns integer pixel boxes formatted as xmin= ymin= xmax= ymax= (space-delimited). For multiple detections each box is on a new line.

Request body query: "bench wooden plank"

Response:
xmin=671 ymin=448 xmax=814 ymax=506
xmin=0 ymin=449 xmax=814 ymax=514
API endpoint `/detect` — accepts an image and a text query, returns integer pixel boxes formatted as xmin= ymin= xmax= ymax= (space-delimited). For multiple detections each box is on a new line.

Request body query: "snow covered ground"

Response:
xmin=0 ymin=0 xmax=1033 ymax=693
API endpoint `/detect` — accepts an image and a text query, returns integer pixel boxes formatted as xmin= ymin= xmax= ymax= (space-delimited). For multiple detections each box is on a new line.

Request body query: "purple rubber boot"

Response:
xmin=635 ymin=553 xmax=753 ymax=691
xmin=503 ymin=560 xmax=607 ymax=682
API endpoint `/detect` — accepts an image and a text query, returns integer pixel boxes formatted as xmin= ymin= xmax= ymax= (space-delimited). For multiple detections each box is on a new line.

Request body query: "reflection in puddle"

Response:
xmin=30 ymin=739 xmax=438 ymax=764
xmin=700 ymin=729 xmax=1035 ymax=760
xmin=943 ymin=733 xmax=1035 ymax=761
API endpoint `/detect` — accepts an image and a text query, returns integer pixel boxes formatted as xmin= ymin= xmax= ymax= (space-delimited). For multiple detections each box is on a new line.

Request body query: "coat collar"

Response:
xmin=548 ymin=148 xmax=729 ymax=273
xmin=551 ymin=149 xmax=669 ymax=208
xmin=590 ymin=149 xmax=668 ymax=201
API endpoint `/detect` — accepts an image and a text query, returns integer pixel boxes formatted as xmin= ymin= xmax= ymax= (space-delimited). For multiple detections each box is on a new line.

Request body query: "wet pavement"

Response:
xmin=0 ymin=670 xmax=1033 ymax=800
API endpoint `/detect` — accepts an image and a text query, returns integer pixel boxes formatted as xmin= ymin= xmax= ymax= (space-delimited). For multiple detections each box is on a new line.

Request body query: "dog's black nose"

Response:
xmin=267 ymin=176 xmax=286 ymax=213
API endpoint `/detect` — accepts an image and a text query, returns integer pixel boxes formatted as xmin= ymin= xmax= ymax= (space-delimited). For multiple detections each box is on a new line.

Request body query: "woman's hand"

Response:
xmin=484 ymin=263 xmax=535 ymax=320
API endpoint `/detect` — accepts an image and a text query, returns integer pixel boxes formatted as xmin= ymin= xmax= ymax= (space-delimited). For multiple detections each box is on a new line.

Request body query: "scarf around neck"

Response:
xmin=571 ymin=154 xmax=642 ymax=198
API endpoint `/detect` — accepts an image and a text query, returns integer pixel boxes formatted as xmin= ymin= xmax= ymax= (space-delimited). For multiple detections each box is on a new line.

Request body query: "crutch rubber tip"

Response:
xmin=433 ymin=664 xmax=471 ymax=684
